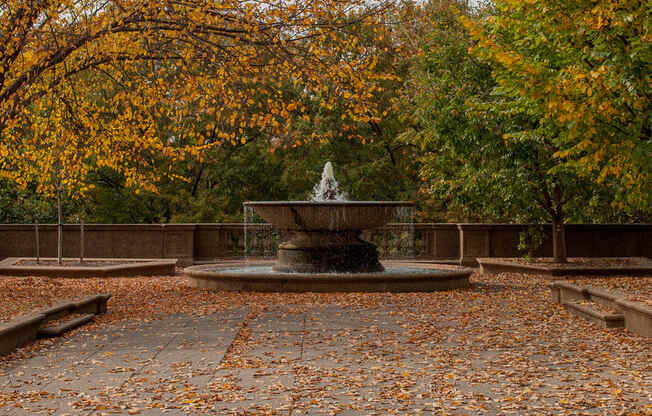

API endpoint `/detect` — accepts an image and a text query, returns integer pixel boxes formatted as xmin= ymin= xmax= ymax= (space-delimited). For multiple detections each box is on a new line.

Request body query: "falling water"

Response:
xmin=243 ymin=205 xmax=251 ymax=260
xmin=311 ymin=161 xmax=347 ymax=201
xmin=243 ymin=161 xmax=416 ymax=261
xmin=394 ymin=205 xmax=416 ymax=259
xmin=244 ymin=205 xmax=278 ymax=260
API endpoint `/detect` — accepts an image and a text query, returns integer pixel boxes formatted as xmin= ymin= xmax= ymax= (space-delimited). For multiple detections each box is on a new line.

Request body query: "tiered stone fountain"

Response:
xmin=246 ymin=162 xmax=409 ymax=273
xmin=185 ymin=162 xmax=471 ymax=292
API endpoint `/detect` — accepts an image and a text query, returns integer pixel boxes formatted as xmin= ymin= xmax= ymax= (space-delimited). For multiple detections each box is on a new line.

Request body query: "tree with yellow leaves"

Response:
xmin=0 ymin=0 xmax=397 ymax=262
xmin=400 ymin=1 xmax=651 ymax=262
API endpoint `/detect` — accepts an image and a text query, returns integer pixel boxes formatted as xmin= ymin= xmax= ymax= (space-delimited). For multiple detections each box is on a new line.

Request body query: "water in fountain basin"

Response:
xmin=208 ymin=265 xmax=450 ymax=276
xmin=311 ymin=161 xmax=347 ymax=201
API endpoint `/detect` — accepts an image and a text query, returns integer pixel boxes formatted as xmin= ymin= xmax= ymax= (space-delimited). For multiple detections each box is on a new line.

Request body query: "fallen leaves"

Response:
xmin=0 ymin=271 xmax=650 ymax=414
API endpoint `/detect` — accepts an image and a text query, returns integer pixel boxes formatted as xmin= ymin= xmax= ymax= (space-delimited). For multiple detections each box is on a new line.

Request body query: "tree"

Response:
xmin=0 ymin=0 xmax=399 ymax=193
xmin=399 ymin=2 xmax=639 ymax=261
xmin=0 ymin=0 xmax=398 ymax=260
xmin=461 ymin=0 xmax=651 ymax=211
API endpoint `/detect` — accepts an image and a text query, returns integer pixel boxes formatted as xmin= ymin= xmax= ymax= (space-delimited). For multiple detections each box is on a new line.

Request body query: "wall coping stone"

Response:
xmin=457 ymin=224 xmax=494 ymax=231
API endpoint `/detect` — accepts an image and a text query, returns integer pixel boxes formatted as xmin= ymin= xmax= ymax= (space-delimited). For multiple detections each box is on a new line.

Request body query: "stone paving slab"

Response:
xmin=0 ymin=304 xmax=650 ymax=415
xmin=1 ymin=309 xmax=247 ymax=415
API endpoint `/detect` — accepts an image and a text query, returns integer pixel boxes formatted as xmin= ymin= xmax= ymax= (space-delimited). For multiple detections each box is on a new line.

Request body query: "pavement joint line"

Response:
xmin=287 ymin=313 xmax=308 ymax=416
xmin=204 ymin=307 xmax=250 ymax=387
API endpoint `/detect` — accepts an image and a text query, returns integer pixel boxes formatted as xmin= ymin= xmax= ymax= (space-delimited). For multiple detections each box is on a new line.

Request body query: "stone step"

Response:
xmin=38 ymin=313 xmax=95 ymax=337
xmin=561 ymin=300 xmax=625 ymax=329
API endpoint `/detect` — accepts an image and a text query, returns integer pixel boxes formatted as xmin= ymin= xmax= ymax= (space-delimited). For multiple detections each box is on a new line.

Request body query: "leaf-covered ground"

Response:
xmin=0 ymin=272 xmax=650 ymax=415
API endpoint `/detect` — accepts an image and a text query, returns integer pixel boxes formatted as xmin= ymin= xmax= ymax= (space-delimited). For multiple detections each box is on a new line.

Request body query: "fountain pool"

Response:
xmin=185 ymin=260 xmax=470 ymax=292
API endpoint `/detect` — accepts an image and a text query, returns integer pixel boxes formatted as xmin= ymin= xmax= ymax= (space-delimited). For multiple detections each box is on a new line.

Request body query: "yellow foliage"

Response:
xmin=0 ymin=0 xmax=395 ymax=198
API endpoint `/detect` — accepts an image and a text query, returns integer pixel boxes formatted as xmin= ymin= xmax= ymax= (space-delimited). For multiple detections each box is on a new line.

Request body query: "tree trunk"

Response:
xmin=35 ymin=220 xmax=40 ymax=264
xmin=191 ymin=164 xmax=204 ymax=197
xmin=57 ymin=187 xmax=63 ymax=265
xmin=80 ymin=219 xmax=84 ymax=265
xmin=551 ymin=216 xmax=567 ymax=263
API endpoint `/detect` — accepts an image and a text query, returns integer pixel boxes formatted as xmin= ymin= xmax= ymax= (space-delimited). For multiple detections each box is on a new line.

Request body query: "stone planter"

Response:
xmin=0 ymin=257 xmax=177 ymax=277
xmin=480 ymin=257 xmax=652 ymax=277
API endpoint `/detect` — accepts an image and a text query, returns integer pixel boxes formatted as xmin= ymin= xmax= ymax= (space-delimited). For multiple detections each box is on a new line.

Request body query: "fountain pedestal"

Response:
xmin=274 ymin=231 xmax=383 ymax=273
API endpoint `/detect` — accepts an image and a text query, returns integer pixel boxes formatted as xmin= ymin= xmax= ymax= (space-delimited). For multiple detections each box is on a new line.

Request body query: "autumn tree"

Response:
xmin=399 ymin=2 xmax=640 ymax=261
xmin=461 ymin=0 xmax=651 ymax=211
xmin=1 ymin=0 xmax=397 ymax=191
xmin=76 ymin=2 xmax=424 ymax=223
xmin=0 ymin=0 xmax=399 ymax=260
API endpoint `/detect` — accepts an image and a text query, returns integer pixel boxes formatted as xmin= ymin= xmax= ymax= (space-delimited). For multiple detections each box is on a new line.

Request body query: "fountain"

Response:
xmin=245 ymin=162 xmax=409 ymax=273
xmin=185 ymin=162 xmax=471 ymax=292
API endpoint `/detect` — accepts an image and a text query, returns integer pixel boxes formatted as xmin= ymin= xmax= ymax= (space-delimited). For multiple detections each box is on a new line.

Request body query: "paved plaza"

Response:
xmin=1 ymin=276 xmax=651 ymax=415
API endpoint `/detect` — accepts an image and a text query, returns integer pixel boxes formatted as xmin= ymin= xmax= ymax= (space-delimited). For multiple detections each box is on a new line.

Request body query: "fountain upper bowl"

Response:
xmin=244 ymin=201 xmax=413 ymax=231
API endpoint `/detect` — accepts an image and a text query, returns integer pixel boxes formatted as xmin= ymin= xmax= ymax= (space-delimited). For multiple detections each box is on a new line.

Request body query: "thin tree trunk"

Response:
xmin=191 ymin=164 xmax=204 ymax=197
xmin=57 ymin=186 xmax=63 ymax=265
xmin=35 ymin=220 xmax=40 ymax=264
xmin=552 ymin=216 xmax=567 ymax=263
xmin=80 ymin=219 xmax=84 ymax=264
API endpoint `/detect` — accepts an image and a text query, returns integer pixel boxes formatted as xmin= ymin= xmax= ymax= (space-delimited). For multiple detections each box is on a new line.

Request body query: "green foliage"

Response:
xmin=0 ymin=180 xmax=55 ymax=223
xmin=517 ymin=225 xmax=546 ymax=258
xmin=1 ymin=0 xmax=648 ymax=229
xmin=398 ymin=2 xmax=647 ymax=229
xmin=463 ymin=0 xmax=651 ymax=211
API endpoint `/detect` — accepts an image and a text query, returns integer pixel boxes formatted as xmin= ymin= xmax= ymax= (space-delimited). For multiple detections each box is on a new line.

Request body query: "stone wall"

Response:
xmin=458 ymin=224 xmax=652 ymax=266
xmin=0 ymin=223 xmax=649 ymax=266
xmin=0 ymin=224 xmax=195 ymax=266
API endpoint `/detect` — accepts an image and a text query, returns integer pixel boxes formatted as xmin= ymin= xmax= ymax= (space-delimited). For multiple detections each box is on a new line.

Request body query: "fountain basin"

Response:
xmin=245 ymin=201 xmax=412 ymax=231
xmin=185 ymin=260 xmax=472 ymax=292
xmin=245 ymin=201 xmax=413 ymax=273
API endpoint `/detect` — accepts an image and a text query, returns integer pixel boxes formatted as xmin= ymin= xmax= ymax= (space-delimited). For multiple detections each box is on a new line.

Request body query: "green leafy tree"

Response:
xmin=461 ymin=0 xmax=651 ymax=210
xmin=400 ymin=3 xmax=642 ymax=261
